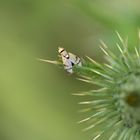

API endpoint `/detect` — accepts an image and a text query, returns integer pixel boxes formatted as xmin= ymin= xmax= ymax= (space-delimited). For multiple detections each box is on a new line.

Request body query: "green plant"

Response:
xmin=41 ymin=32 xmax=140 ymax=140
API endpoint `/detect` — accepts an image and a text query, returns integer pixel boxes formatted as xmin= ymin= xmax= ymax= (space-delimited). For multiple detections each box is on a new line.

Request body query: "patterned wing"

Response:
xmin=69 ymin=53 xmax=82 ymax=66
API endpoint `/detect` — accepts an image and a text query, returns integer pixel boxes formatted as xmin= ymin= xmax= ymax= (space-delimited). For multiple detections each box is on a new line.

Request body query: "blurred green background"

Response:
xmin=1 ymin=0 xmax=140 ymax=140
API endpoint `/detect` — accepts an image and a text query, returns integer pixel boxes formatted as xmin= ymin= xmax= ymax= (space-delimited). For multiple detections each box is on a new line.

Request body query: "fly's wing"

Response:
xmin=61 ymin=56 xmax=73 ymax=73
xmin=69 ymin=53 xmax=82 ymax=66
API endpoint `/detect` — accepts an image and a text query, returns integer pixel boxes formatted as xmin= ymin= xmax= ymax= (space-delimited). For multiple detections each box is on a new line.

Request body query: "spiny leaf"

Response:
xmin=40 ymin=32 xmax=140 ymax=140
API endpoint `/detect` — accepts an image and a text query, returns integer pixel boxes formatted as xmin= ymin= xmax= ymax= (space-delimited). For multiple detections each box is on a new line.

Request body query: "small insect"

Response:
xmin=58 ymin=47 xmax=82 ymax=73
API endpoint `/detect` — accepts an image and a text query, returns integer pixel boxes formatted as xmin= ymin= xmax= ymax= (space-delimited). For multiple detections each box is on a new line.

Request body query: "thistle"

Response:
xmin=39 ymin=32 xmax=140 ymax=140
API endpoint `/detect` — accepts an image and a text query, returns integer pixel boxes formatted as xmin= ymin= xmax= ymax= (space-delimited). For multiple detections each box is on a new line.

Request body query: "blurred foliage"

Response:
xmin=0 ymin=0 xmax=140 ymax=140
